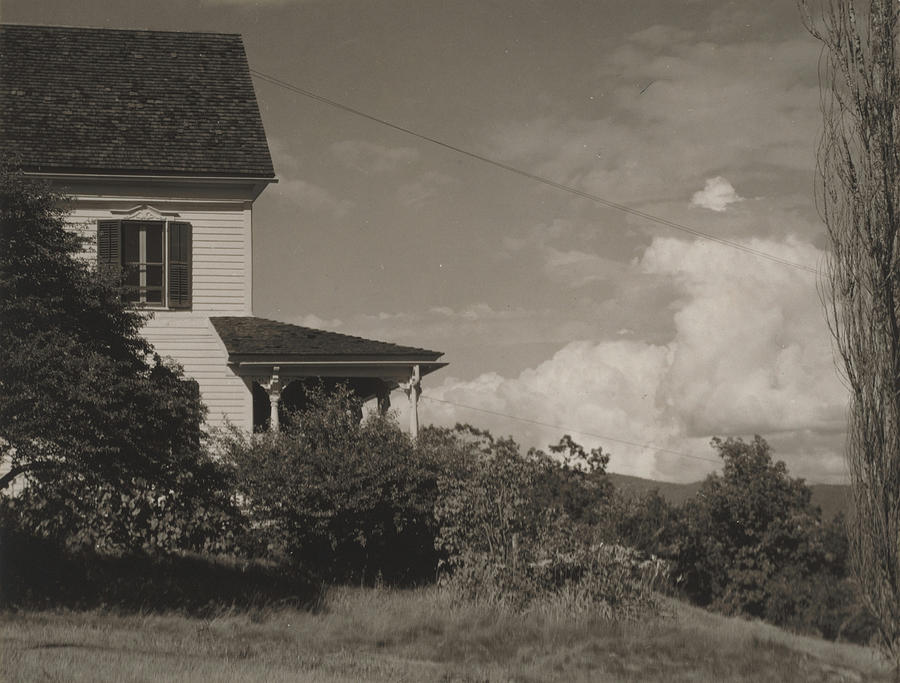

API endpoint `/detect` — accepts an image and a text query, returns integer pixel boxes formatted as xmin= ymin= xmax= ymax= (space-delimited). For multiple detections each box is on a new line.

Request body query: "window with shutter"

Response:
xmin=96 ymin=219 xmax=192 ymax=309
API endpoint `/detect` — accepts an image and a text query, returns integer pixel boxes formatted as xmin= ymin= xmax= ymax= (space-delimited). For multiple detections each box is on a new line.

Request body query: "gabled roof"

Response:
xmin=0 ymin=24 xmax=275 ymax=178
xmin=210 ymin=317 xmax=444 ymax=361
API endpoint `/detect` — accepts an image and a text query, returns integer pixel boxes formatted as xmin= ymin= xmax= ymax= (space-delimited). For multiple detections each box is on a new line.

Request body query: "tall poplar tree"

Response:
xmin=803 ymin=0 xmax=900 ymax=663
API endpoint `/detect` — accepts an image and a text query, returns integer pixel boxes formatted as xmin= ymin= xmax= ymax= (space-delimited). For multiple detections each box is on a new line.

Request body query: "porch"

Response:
xmin=210 ymin=316 xmax=446 ymax=436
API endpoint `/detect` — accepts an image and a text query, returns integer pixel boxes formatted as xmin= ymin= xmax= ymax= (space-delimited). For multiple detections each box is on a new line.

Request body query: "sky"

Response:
xmin=3 ymin=0 xmax=850 ymax=484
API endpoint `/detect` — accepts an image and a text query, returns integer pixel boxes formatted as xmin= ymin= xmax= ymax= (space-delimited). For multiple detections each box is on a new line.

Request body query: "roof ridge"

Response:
xmin=0 ymin=23 xmax=243 ymax=38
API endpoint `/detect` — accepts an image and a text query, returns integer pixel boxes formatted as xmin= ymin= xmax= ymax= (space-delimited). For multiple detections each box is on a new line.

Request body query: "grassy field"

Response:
xmin=0 ymin=587 xmax=891 ymax=682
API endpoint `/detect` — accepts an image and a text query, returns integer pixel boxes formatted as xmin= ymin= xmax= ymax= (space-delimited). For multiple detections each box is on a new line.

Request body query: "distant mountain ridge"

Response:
xmin=607 ymin=473 xmax=850 ymax=521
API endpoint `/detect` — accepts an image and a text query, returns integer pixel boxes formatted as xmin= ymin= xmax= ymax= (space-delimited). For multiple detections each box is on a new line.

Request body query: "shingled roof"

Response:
xmin=0 ymin=24 xmax=275 ymax=177
xmin=210 ymin=317 xmax=444 ymax=361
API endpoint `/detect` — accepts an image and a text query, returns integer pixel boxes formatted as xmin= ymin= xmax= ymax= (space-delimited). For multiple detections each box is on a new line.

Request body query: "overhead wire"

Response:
xmin=251 ymin=67 xmax=806 ymax=469
xmin=249 ymin=68 xmax=819 ymax=276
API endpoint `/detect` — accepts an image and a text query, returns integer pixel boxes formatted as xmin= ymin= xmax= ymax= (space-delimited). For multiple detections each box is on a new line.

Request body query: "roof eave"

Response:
xmin=25 ymin=171 xmax=278 ymax=201
xmin=229 ymin=358 xmax=448 ymax=380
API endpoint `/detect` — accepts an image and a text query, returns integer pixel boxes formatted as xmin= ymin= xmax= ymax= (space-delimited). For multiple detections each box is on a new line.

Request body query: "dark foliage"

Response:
xmin=528 ymin=434 xmax=613 ymax=527
xmin=672 ymin=436 xmax=867 ymax=640
xmin=0 ymin=162 xmax=239 ymax=554
xmin=601 ymin=488 xmax=682 ymax=560
xmin=0 ymin=526 xmax=322 ymax=615
xmin=431 ymin=425 xmax=663 ymax=613
xmin=222 ymin=384 xmax=442 ymax=585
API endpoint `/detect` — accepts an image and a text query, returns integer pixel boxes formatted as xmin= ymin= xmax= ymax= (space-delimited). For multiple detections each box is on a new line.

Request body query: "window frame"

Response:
xmin=97 ymin=218 xmax=192 ymax=310
xmin=121 ymin=220 xmax=167 ymax=307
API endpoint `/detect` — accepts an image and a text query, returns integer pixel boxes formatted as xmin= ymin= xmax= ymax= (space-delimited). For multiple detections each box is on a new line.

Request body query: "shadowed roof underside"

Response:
xmin=0 ymin=24 xmax=275 ymax=177
xmin=210 ymin=317 xmax=443 ymax=361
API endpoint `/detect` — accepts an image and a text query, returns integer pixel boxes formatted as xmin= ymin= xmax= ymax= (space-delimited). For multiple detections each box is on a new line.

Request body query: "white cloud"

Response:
xmin=389 ymin=236 xmax=846 ymax=484
xmin=691 ymin=176 xmax=743 ymax=212
xmin=489 ymin=29 xmax=820 ymax=242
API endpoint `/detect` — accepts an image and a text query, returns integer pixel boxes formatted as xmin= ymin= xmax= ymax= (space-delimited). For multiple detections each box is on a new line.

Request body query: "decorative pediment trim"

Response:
xmin=110 ymin=204 xmax=180 ymax=220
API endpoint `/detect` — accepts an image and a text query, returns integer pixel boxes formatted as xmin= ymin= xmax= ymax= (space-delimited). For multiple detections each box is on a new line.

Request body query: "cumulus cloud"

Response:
xmin=489 ymin=28 xmax=820 ymax=242
xmin=691 ymin=176 xmax=744 ymax=212
xmin=387 ymin=236 xmax=846 ymax=484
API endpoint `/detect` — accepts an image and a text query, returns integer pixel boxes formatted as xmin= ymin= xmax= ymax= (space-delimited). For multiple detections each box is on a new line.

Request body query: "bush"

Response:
xmin=0 ymin=526 xmax=322 ymax=614
xmin=0 ymin=457 xmax=242 ymax=556
xmin=221 ymin=384 xmax=442 ymax=584
xmin=597 ymin=488 xmax=681 ymax=562
xmin=432 ymin=425 xmax=661 ymax=615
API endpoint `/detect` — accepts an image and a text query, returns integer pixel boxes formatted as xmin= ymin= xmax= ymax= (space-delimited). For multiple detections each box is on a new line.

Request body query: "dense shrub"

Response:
xmin=221 ymin=384 xmax=441 ymax=584
xmin=0 ymin=458 xmax=242 ymax=556
xmin=0 ymin=526 xmax=322 ymax=614
xmin=589 ymin=487 xmax=682 ymax=564
xmin=432 ymin=425 xmax=660 ymax=614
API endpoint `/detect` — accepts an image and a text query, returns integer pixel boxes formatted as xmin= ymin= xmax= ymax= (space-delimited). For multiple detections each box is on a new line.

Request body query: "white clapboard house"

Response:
xmin=1 ymin=24 xmax=445 ymax=434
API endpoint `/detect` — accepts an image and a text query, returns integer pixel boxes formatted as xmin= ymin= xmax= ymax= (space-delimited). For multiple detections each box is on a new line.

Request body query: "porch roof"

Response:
xmin=210 ymin=316 xmax=444 ymax=366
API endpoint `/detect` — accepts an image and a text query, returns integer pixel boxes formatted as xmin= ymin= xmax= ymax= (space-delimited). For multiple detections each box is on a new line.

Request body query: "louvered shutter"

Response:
xmin=167 ymin=222 xmax=192 ymax=309
xmin=97 ymin=220 xmax=121 ymax=280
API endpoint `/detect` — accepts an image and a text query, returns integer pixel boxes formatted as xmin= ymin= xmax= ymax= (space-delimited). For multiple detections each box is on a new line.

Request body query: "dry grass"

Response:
xmin=0 ymin=587 xmax=891 ymax=682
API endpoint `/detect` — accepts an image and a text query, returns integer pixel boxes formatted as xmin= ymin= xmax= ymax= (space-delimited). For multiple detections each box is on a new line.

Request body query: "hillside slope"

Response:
xmin=1 ymin=588 xmax=889 ymax=682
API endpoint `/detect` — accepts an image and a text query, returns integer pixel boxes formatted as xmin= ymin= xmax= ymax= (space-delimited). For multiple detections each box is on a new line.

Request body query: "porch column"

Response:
xmin=376 ymin=383 xmax=391 ymax=416
xmin=260 ymin=367 xmax=283 ymax=433
xmin=401 ymin=365 xmax=421 ymax=440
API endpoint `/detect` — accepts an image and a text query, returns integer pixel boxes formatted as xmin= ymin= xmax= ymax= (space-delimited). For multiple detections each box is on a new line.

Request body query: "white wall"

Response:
xmin=66 ymin=193 xmax=256 ymax=432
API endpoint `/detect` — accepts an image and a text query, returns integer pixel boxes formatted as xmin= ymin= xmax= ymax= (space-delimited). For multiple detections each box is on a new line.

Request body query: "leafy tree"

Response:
xmin=802 ymin=0 xmax=900 ymax=661
xmin=528 ymin=434 xmax=613 ymax=526
xmin=674 ymin=436 xmax=853 ymax=635
xmin=0 ymin=162 xmax=235 ymax=553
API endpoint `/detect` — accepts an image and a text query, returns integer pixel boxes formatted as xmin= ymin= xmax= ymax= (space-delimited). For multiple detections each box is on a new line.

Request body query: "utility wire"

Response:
xmin=250 ymin=68 xmax=818 ymax=276
xmin=421 ymin=395 xmax=722 ymax=466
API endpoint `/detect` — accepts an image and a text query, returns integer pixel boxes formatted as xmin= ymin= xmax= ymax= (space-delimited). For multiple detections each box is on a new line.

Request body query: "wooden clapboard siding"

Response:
xmin=63 ymin=199 xmax=256 ymax=432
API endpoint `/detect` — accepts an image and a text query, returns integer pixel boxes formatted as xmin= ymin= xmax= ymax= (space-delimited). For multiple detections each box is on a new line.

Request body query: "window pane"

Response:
xmin=122 ymin=225 xmax=140 ymax=263
xmin=145 ymin=289 xmax=163 ymax=304
xmin=146 ymin=224 xmax=164 ymax=263
xmin=147 ymin=265 xmax=163 ymax=288
xmin=124 ymin=265 xmax=140 ymax=288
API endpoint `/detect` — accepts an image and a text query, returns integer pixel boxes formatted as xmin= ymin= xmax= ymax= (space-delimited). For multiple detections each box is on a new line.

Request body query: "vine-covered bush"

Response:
xmin=221 ymin=384 xmax=442 ymax=584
